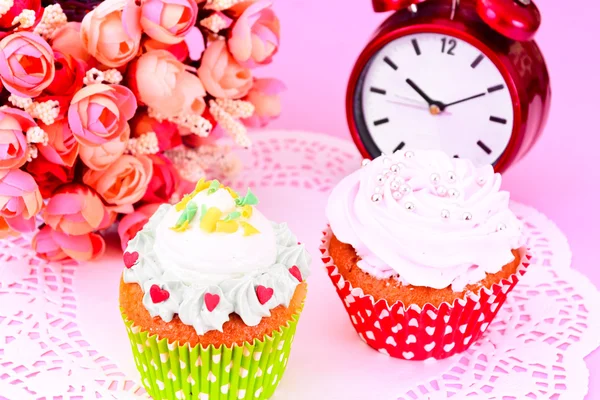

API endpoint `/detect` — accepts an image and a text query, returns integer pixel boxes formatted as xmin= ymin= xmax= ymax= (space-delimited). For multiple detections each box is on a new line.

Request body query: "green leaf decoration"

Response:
xmin=235 ymin=188 xmax=259 ymax=206
xmin=175 ymin=201 xmax=198 ymax=229
xmin=224 ymin=211 xmax=241 ymax=221
xmin=207 ymin=179 xmax=221 ymax=195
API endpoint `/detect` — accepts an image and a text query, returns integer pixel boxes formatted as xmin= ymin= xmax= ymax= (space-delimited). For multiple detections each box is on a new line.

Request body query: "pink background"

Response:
xmin=260 ymin=0 xmax=600 ymax=396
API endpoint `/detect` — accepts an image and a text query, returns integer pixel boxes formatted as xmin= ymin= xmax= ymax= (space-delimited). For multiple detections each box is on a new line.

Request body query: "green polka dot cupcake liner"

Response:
xmin=122 ymin=311 xmax=302 ymax=400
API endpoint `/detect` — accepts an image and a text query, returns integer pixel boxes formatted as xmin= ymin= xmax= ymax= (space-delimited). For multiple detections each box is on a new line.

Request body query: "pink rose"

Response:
xmin=51 ymin=22 xmax=95 ymax=65
xmin=242 ymin=78 xmax=285 ymax=127
xmin=43 ymin=184 xmax=105 ymax=235
xmin=32 ymin=225 xmax=106 ymax=262
xmin=38 ymin=51 xmax=86 ymax=115
xmin=0 ymin=107 xmax=36 ymax=169
xmin=140 ymin=0 xmax=198 ymax=44
xmin=98 ymin=206 xmax=119 ymax=230
xmin=68 ymin=83 xmax=137 ymax=146
xmin=81 ymin=0 xmax=142 ymax=68
xmin=118 ymin=202 xmax=160 ymax=250
xmin=198 ymin=39 xmax=252 ymax=99
xmin=83 ymin=154 xmax=153 ymax=206
xmin=26 ymin=153 xmax=74 ymax=198
xmin=0 ymin=32 xmax=55 ymax=97
xmin=0 ymin=169 xmax=42 ymax=233
xmin=129 ymin=50 xmax=205 ymax=118
xmin=79 ymin=124 xmax=130 ymax=170
xmin=38 ymin=120 xmax=79 ymax=167
xmin=228 ymin=1 xmax=279 ymax=67
xmin=142 ymin=154 xmax=178 ymax=204
xmin=131 ymin=113 xmax=180 ymax=151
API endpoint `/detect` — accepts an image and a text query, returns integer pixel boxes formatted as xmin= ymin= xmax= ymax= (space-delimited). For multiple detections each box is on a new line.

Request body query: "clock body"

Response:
xmin=346 ymin=0 xmax=551 ymax=172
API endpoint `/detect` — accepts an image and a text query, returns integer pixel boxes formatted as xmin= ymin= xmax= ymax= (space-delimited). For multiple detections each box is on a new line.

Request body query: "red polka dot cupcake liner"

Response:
xmin=320 ymin=227 xmax=530 ymax=361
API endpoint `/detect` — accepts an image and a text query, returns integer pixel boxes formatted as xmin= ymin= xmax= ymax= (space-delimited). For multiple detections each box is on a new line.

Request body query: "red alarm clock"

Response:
xmin=346 ymin=0 xmax=550 ymax=172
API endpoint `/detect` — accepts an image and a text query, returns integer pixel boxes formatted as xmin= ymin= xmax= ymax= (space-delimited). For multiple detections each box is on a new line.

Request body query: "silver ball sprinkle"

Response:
xmin=390 ymin=164 xmax=400 ymax=173
xmin=448 ymin=188 xmax=460 ymax=198
xmin=399 ymin=184 xmax=411 ymax=194
xmin=371 ymin=193 xmax=382 ymax=203
xmin=436 ymin=186 xmax=448 ymax=196
xmin=392 ymin=191 xmax=402 ymax=200
xmin=404 ymin=151 xmax=414 ymax=159
xmin=441 ymin=209 xmax=450 ymax=219
xmin=375 ymin=174 xmax=385 ymax=184
xmin=496 ymin=223 xmax=507 ymax=231
xmin=390 ymin=181 xmax=400 ymax=191
xmin=404 ymin=202 xmax=415 ymax=211
xmin=463 ymin=212 xmax=473 ymax=221
xmin=430 ymin=173 xmax=441 ymax=184
xmin=361 ymin=159 xmax=371 ymax=167
xmin=447 ymin=171 xmax=456 ymax=183
xmin=477 ymin=176 xmax=486 ymax=186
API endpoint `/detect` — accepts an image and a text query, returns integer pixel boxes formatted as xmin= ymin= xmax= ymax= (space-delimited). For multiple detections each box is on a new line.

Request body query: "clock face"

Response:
xmin=356 ymin=32 xmax=515 ymax=166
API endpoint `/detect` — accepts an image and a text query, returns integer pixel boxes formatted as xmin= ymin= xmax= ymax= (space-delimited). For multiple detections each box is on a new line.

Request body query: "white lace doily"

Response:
xmin=0 ymin=130 xmax=597 ymax=400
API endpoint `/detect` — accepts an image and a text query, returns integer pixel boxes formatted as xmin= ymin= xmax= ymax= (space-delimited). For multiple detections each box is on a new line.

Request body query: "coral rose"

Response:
xmin=118 ymin=202 xmax=160 ymax=250
xmin=38 ymin=120 xmax=79 ymax=167
xmin=68 ymin=83 xmax=137 ymax=146
xmin=81 ymin=0 xmax=142 ymax=68
xmin=142 ymin=154 xmax=178 ymax=204
xmin=26 ymin=153 xmax=74 ymax=198
xmin=0 ymin=107 xmax=36 ymax=169
xmin=83 ymin=154 xmax=153 ymax=206
xmin=0 ymin=216 xmax=18 ymax=239
xmin=131 ymin=113 xmax=180 ymax=151
xmin=51 ymin=22 xmax=94 ymax=65
xmin=140 ymin=0 xmax=198 ymax=44
xmin=242 ymin=78 xmax=285 ymax=127
xmin=142 ymin=37 xmax=188 ymax=62
xmin=32 ymin=225 xmax=106 ymax=262
xmin=0 ymin=32 xmax=55 ymax=97
xmin=0 ymin=169 xmax=42 ymax=233
xmin=79 ymin=124 xmax=130 ymax=170
xmin=129 ymin=50 xmax=206 ymax=118
xmin=198 ymin=39 xmax=252 ymax=99
xmin=43 ymin=184 xmax=106 ymax=235
xmin=228 ymin=0 xmax=280 ymax=66
xmin=39 ymin=51 xmax=86 ymax=115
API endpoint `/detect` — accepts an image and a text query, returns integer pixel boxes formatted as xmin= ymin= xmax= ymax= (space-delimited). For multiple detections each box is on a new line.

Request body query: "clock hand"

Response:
xmin=385 ymin=99 xmax=431 ymax=111
xmin=386 ymin=99 xmax=453 ymax=115
xmin=405 ymin=79 xmax=446 ymax=115
xmin=443 ymin=92 xmax=487 ymax=108
xmin=405 ymin=79 xmax=436 ymax=105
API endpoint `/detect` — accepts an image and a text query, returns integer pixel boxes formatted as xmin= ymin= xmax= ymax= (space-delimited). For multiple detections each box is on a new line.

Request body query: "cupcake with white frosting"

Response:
xmin=322 ymin=150 xmax=529 ymax=360
xmin=120 ymin=179 xmax=310 ymax=399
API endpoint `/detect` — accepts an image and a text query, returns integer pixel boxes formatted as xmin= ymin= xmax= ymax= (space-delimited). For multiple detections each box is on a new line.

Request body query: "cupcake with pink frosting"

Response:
xmin=321 ymin=150 xmax=530 ymax=360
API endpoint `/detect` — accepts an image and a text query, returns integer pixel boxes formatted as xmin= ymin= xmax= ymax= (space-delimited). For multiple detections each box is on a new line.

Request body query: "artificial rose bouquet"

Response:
xmin=0 ymin=0 xmax=284 ymax=261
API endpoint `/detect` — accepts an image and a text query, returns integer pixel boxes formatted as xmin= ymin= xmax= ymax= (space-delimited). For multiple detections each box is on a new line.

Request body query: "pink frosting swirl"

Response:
xmin=326 ymin=150 xmax=524 ymax=292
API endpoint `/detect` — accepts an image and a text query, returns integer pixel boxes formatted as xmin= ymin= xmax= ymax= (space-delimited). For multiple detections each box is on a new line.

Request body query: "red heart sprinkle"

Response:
xmin=149 ymin=284 xmax=170 ymax=304
xmin=256 ymin=285 xmax=274 ymax=305
xmin=205 ymin=293 xmax=220 ymax=312
xmin=289 ymin=265 xmax=302 ymax=282
xmin=123 ymin=251 xmax=139 ymax=269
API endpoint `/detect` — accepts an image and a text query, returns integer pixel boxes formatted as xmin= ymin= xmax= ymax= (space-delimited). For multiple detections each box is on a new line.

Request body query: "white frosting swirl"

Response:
xmin=154 ymin=189 xmax=277 ymax=285
xmin=123 ymin=187 xmax=311 ymax=334
xmin=326 ymin=150 xmax=524 ymax=291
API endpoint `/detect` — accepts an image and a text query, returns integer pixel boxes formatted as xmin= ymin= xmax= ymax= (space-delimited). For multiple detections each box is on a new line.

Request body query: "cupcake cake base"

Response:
xmin=320 ymin=227 xmax=530 ymax=361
